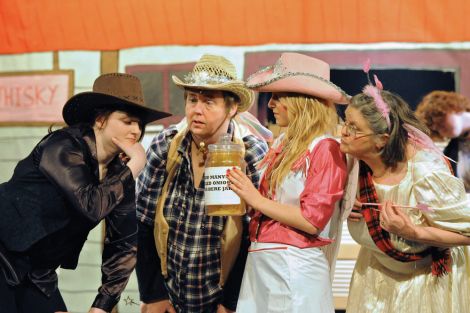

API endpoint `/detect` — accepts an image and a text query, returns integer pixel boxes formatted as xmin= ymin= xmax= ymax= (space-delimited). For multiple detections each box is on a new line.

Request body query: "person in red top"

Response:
xmin=227 ymin=53 xmax=350 ymax=312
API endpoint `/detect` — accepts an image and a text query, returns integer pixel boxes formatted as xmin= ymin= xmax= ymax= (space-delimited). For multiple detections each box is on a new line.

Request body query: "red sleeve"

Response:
xmin=299 ymin=138 xmax=347 ymax=231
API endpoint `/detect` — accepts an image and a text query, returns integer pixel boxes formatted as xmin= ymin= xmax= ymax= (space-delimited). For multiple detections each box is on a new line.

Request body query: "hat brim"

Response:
xmin=246 ymin=67 xmax=350 ymax=104
xmin=62 ymin=92 xmax=171 ymax=126
xmin=172 ymin=75 xmax=254 ymax=112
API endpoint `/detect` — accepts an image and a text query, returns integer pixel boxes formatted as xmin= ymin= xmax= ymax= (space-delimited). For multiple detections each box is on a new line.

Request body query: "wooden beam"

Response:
xmin=53 ymin=51 xmax=59 ymax=70
xmin=101 ymin=50 xmax=119 ymax=74
xmin=100 ymin=50 xmax=119 ymax=313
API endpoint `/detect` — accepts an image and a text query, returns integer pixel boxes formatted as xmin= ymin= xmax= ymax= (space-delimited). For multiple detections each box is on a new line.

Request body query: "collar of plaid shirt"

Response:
xmin=358 ymin=161 xmax=451 ymax=277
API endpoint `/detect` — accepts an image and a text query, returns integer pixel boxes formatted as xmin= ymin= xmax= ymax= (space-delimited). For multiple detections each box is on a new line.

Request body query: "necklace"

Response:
xmin=190 ymin=114 xmax=230 ymax=167
xmin=192 ymin=138 xmax=208 ymax=166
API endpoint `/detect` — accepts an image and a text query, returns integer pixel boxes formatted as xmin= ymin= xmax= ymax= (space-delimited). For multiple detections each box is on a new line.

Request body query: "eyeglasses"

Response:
xmin=341 ymin=121 xmax=376 ymax=139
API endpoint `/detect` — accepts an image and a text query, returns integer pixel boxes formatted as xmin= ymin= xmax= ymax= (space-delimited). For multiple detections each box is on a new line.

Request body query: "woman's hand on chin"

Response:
xmin=112 ymin=137 xmax=146 ymax=178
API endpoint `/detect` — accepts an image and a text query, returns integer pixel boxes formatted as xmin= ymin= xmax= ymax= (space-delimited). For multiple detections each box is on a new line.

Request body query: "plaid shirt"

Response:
xmin=136 ymin=122 xmax=268 ymax=312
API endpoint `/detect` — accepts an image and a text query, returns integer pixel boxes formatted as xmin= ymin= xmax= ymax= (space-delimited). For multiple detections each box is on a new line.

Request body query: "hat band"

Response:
xmin=247 ymin=68 xmax=349 ymax=99
xmin=183 ymin=71 xmax=233 ymax=85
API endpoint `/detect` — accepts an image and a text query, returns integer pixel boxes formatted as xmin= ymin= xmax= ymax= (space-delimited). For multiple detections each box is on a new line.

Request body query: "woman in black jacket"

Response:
xmin=0 ymin=73 xmax=170 ymax=313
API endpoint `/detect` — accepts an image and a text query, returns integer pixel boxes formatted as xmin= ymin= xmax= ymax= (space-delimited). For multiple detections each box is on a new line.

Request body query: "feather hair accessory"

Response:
xmin=363 ymin=85 xmax=391 ymax=129
xmin=403 ymin=123 xmax=456 ymax=163
xmin=362 ymin=59 xmax=391 ymax=129
xmin=374 ymin=74 xmax=384 ymax=90
xmin=361 ymin=59 xmax=454 ymax=163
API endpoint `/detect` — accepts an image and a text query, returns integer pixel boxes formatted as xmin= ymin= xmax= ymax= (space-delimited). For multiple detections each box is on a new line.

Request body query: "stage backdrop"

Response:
xmin=2 ymin=0 xmax=470 ymax=54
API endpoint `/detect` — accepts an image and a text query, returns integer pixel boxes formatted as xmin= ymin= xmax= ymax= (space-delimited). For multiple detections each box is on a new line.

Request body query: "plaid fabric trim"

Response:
xmin=359 ymin=161 xmax=450 ymax=276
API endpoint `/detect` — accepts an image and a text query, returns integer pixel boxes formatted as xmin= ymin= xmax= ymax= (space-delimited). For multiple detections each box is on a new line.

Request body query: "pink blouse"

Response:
xmin=249 ymin=136 xmax=348 ymax=248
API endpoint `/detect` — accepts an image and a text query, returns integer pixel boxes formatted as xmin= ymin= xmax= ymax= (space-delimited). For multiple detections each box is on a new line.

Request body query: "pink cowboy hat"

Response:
xmin=246 ymin=53 xmax=350 ymax=104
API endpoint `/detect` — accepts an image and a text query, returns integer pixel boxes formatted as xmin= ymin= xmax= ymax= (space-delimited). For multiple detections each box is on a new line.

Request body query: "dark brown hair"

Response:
xmin=90 ymin=107 xmax=146 ymax=140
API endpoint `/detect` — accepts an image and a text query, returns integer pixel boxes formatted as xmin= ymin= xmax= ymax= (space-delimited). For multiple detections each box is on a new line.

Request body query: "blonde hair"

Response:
xmin=268 ymin=94 xmax=338 ymax=192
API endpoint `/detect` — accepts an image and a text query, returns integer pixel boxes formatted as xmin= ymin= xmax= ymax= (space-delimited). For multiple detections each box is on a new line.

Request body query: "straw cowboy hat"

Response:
xmin=62 ymin=73 xmax=171 ymax=126
xmin=172 ymin=54 xmax=254 ymax=112
xmin=246 ymin=53 xmax=350 ymax=104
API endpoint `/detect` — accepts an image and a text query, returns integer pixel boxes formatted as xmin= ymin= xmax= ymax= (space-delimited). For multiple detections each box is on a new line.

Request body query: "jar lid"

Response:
xmin=208 ymin=134 xmax=242 ymax=152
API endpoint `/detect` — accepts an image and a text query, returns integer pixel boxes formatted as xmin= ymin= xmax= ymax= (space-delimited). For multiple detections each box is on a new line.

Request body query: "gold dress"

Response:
xmin=346 ymin=150 xmax=470 ymax=313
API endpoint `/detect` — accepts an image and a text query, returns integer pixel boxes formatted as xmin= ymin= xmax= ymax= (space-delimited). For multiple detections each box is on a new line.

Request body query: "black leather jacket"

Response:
xmin=0 ymin=125 xmax=137 ymax=311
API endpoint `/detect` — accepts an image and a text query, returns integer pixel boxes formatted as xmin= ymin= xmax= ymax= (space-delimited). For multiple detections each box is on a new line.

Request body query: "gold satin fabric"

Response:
xmin=347 ymin=151 xmax=470 ymax=313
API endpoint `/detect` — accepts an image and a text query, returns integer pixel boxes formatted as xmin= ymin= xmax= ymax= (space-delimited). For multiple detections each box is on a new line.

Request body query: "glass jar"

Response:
xmin=204 ymin=134 xmax=245 ymax=216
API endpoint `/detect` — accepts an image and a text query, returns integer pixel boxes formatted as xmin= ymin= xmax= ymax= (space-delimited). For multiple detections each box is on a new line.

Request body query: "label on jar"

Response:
xmin=204 ymin=166 xmax=241 ymax=205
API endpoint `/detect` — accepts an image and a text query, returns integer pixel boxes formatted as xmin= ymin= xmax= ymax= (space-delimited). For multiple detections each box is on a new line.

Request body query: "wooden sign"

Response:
xmin=0 ymin=70 xmax=74 ymax=125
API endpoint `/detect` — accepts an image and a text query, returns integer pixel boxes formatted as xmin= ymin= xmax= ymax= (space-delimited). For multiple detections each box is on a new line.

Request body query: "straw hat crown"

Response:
xmin=192 ymin=54 xmax=237 ymax=80
xmin=172 ymin=54 xmax=254 ymax=112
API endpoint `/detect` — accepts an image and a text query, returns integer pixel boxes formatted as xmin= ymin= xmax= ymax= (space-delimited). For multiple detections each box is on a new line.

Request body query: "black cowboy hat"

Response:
xmin=62 ymin=73 xmax=171 ymax=126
